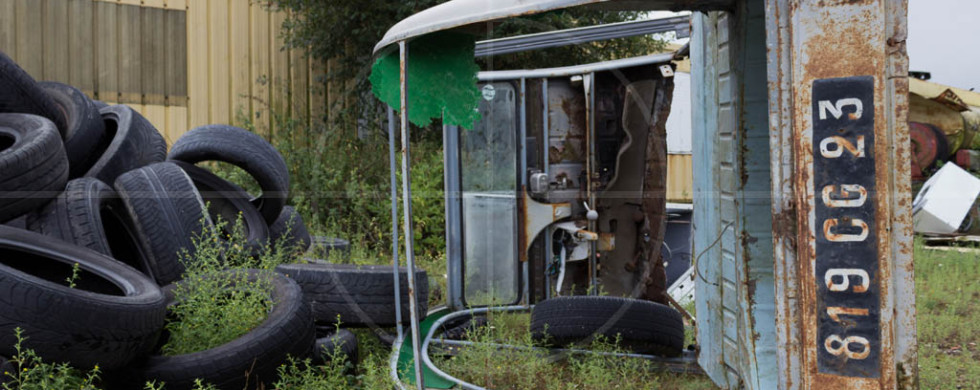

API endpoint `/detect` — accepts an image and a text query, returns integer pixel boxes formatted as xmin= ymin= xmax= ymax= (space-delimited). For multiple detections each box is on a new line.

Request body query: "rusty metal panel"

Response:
xmin=765 ymin=0 xmax=916 ymax=388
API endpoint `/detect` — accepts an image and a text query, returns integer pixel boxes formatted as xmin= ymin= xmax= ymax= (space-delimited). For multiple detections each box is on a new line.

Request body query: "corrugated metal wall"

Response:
xmin=692 ymin=0 xmax=777 ymax=388
xmin=0 ymin=0 xmax=329 ymax=145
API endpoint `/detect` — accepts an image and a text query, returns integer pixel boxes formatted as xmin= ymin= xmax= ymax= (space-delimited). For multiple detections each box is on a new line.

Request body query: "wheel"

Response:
xmin=0 ymin=51 xmax=67 ymax=136
xmin=312 ymin=328 xmax=358 ymax=366
xmin=174 ymin=161 xmax=269 ymax=256
xmin=116 ymin=270 xmax=314 ymax=390
xmin=530 ymin=296 xmax=684 ymax=357
xmin=168 ymin=125 xmax=289 ymax=224
xmin=308 ymin=236 xmax=350 ymax=258
xmin=0 ymin=226 xmax=167 ymax=369
xmin=26 ymin=177 xmax=151 ymax=275
xmin=114 ymin=162 xmax=212 ymax=285
xmin=0 ymin=113 xmax=68 ymax=223
xmin=38 ymin=81 xmax=106 ymax=178
xmin=84 ymin=105 xmax=167 ymax=184
xmin=268 ymin=206 xmax=312 ymax=253
xmin=275 ymin=262 xmax=428 ymax=327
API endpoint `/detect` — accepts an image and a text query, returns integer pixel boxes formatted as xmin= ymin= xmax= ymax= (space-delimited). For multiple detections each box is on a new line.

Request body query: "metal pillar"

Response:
xmin=398 ymin=40 xmax=426 ymax=390
xmin=387 ymin=106 xmax=404 ymax=341
xmin=765 ymin=0 xmax=916 ymax=388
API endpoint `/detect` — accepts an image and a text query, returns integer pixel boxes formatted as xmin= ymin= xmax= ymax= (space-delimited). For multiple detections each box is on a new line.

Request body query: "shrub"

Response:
xmin=1 ymin=328 xmax=100 ymax=390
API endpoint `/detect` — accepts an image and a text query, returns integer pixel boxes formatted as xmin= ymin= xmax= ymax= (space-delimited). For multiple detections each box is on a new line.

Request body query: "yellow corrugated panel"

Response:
xmin=165 ymin=0 xmax=186 ymax=10
xmin=667 ymin=153 xmax=693 ymax=203
xmin=142 ymin=0 xmax=165 ymax=9
xmin=249 ymin=1 xmax=271 ymax=134
xmin=186 ymin=0 xmax=209 ymax=129
xmin=167 ymin=105 xmax=188 ymax=146
xmin=208 ymin=0 xmax=230 ymax=125
xmin=269 ymin=11 xmax=290 ymax=117
xmin=230 ymin=0 xmax=250 ymax=123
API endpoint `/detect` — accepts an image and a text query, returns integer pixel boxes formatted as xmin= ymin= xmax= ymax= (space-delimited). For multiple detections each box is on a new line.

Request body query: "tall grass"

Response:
xmin=915 ymin=240 xmax=980 ymax=389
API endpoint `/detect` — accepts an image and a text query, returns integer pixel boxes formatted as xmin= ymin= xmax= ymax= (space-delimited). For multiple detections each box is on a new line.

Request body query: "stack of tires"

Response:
xmin=0 ymin=51 xmax=425 ymax=389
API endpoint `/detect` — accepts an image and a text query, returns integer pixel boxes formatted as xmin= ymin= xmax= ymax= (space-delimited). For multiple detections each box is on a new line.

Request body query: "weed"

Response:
xmin=438 ymin=312 xmax=714 ymax=390
xmin=65 ymin=262 xmax=81 ymax=289
xmin=915 ymin=240 xmax=980 ymax=389
xmin=160 ymin=216 xmax=291 ymax=356
xmin=1 ymin=328 xmax=100 ymax=390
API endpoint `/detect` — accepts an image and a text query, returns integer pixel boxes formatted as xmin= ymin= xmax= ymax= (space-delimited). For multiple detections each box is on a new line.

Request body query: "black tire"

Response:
xmin=0 ymin=226 xmax=167 ymax=369
xmin=0 ymin=51 xmax=67 ymax=136
xmin=312 ymin=328 xmax=358 ymax=366
xmin=530 ymin=296 xmax=684 ymax=357
xmin=308 ymin=236 xmax=350 ymax=258
xmin=119 ymin=270 xmax=314 ymax=390
xmin=114 ymin=162 xmax=212 ymax=285
xmin=168 ymin=125 xmax=288 ymax=224
xmin=4 ymin=214 xmax=26 ymax=230
xmin=269 ymin=206 xmax=312 ymax=253
xmin=275 ymin=262 xmax=428 ymax=327
xmin=174 ymin=161 xmax=269 ymax=255
xmin=0 ymin=113 xmax=69 ymax=223
xmin=38 ymin=82 xmax=106 ymax=178
xmin=0 ymin=355 xmax=14 ymax=384
xmin=26 ymin=178 xmax=151 ymax=275
xmin=85 ymin=105 xmax=167 ymax=184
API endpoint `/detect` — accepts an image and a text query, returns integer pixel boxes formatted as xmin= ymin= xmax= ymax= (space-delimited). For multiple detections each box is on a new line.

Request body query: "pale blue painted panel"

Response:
xmin=692 ymin=11 xmax=729 ymax=387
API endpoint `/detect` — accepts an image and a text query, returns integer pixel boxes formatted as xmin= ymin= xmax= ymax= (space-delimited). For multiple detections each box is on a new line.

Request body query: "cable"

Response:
xmin=692 ymin=221 xmax=733 ymax=287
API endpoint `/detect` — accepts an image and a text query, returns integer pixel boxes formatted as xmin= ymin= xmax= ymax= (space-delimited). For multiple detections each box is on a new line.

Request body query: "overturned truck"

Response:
xmin=374 ymin=0 xmax=918 ymax=389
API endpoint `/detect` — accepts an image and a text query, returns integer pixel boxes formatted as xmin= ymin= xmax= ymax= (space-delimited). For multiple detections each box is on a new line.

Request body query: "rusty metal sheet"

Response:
xmin=765 ymin=0 xmax=916 ymax=388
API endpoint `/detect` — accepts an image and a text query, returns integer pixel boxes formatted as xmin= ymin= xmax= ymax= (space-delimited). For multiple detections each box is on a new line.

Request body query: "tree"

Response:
xmin=269 ymin=0 xmax=666 ymax=128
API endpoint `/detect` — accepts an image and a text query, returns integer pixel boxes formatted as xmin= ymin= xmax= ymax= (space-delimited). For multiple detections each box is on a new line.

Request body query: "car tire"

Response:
xmin=0 ymin=226 xmax=167 ymax=369
xmin=26 ymin=177 xmax=152 ymax=275
xmin=307 ymin=236 xmax=350 ymax=258
xmin=38 ymin=82 xmax=106 ymax=178
xmin=312 ymin=328 xmax=358 ymax=366
xmin=117 ymin=270 xmax=314 ymax=390
xmin=0 ymin=51 xmax=67 ymax=136
xmin=168 ymin=125 xmax=288 ymax=224
xmin=530 ymin=296 xmax=684 ymax=357
xmin=85 ymin=105 xmax=167 ymax=184
xmin=114 ymin=162 xmax=212 ymax=285
xmin=0 ymin=113 xmax=68 ymax=223
xmin=269 ymin=206 xmax=312 ymax=253
xmin=275 ymin=262 xmax=428 ymax=327
xmin=174 ymin=161 xmax=269 ymax=255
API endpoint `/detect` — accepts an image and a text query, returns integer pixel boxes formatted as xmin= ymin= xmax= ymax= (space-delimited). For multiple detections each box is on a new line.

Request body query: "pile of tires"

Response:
xmin=0 ymin=51 xmax=425 ymax=389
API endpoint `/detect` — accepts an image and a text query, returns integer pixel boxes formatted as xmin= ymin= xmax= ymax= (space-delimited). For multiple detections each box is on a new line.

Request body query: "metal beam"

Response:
xmin=474 ymin=16 xmax=690 ymax=58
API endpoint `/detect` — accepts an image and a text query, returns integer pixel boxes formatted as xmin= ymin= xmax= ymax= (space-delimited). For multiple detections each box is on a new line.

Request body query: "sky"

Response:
xmin=651 ymin=3 xmax=977 ymax=91
xmin=908 ymin=0 xmax=980 ymax=91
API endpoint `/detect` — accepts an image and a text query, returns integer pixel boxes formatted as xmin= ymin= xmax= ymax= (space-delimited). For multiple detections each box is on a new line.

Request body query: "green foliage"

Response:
xmin=65 ymin=262 xmax=81 ymax=289
xmin=272 ymin=356 xmax=353 ymax=390
xmin=227 ymin=113 xmax=447 ymax=260
xmin=160 ymin=217 xmax=295 ymax=356
xmin=1 ymin=328 xmax=100 ymax=390
xmin=269 ymin=0 xmax=665 ymax=127
xmin=439 ymin=312 xmax=714 ymax=390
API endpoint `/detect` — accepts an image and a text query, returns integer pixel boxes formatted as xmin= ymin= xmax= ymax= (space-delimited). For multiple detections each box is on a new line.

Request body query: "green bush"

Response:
xmin=1 ymin=328 xmax=100 ymax=390
xmin=161 ymin=217 xmax=296 ymax=356
xmin=227 ymin=112 xmax=447 ymax=259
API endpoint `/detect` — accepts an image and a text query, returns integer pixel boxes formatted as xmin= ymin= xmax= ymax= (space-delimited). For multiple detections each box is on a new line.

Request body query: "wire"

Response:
xmin=692 ymin=221 xmax=734 ymax=287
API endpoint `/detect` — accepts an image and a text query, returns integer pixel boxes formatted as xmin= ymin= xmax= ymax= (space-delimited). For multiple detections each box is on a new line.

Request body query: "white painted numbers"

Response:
xmin=818 ymin=97 xmax=874 ymax=362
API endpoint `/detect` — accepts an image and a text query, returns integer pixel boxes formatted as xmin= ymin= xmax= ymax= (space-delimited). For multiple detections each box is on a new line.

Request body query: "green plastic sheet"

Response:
xmin=370 ymin=33 xmax=482 ymax=129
